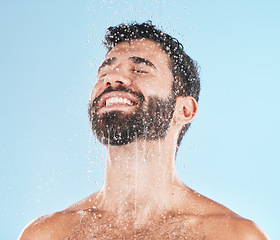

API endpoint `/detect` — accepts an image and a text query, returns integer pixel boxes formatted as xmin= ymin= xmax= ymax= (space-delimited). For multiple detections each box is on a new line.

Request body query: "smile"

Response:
xmin=105 ymin=97 xmax=134 ymax=107
xmin=97 ymin=91 xmax=141 ymax=113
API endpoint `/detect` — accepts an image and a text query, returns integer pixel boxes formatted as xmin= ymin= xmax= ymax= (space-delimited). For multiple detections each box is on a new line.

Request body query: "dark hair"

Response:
xmin=103 ymin=21 xmax=200 ymax=147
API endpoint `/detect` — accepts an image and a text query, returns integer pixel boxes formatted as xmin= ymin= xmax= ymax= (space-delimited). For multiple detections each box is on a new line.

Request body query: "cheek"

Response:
xmin=90 ymin=82 xmax=103 ymax=101
xmin=133 ymin=77 xmax=156 ymax=96
xmin=138 ymin=76 xmax=173 ymax=99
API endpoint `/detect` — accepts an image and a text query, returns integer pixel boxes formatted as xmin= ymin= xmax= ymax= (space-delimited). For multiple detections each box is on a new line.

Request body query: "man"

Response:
xmin=19 ymin=21 xmax=269 ymax=239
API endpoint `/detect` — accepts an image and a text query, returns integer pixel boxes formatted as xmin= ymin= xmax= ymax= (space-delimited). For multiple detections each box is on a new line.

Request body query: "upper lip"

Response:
xmin=98 ymin=91 xmax=140 ymax=109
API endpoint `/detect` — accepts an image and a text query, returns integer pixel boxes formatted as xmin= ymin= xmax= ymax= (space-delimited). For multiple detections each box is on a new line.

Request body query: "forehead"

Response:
xmin=106 ymin=39 xmax=171 ymax=65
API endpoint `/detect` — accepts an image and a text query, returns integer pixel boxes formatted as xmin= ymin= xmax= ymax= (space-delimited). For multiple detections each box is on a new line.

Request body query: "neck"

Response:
xmin=95 ymin=131 xmax=187 ymax=224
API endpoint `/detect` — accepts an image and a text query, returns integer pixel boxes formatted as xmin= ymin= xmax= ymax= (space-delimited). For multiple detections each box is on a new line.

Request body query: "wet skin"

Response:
xmin=19 ymin=39 xmax=269 ymax=240
xmin=19 ymin=190 xmax=268 ymax=239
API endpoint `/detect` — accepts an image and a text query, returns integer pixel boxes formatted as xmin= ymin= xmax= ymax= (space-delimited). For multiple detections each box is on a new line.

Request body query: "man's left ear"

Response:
xmin=172 ymin=96 xmax=198 ymax=125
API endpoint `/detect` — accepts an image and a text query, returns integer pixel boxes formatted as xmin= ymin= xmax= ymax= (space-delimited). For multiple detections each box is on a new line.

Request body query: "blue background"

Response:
xmin=0 ymin=0 xmax=279 ymax=239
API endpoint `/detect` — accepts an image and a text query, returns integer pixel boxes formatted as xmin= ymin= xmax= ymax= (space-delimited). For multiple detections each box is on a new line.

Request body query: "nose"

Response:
xmin=104 ymin=66 xmax=132 ymax=87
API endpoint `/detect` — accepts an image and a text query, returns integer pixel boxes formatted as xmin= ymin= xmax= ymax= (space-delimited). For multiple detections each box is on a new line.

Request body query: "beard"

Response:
xmin=88 ymin=86 xmax=176 ymax=146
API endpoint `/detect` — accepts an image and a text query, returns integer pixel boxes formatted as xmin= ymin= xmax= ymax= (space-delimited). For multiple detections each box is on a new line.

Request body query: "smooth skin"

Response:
xmin=19 ymin=39 xmax=269 ymax=239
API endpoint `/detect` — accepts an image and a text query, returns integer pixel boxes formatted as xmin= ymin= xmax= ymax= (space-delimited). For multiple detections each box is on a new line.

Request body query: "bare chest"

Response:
xmin=64 ymin=214 xmax=208 ymax=240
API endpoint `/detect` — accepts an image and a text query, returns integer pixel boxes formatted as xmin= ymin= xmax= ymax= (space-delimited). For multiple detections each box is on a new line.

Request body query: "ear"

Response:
xmin=172 ymin=96 xmax=198 ymax=125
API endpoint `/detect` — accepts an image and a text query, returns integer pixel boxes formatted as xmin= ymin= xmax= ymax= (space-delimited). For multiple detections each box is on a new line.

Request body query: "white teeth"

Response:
xmin=105 ymin=97 xmax=134 ymax=106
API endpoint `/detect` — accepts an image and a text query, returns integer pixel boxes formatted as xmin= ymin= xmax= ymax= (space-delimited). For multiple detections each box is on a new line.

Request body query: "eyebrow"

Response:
xmin=129 ymin=56 xmax=156 ymax=69
xmin=98 ymin=57 xmax=116 ymax=73
xmin=98 ymin=56 xmax=156 ymax=73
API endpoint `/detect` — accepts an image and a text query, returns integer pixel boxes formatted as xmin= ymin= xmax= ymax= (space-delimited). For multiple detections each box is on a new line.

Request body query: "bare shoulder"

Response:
xmin=226 ymin=215 xmax=269 ymax=240
xmin=18 ymin=192 xmax=100 ymax=240
xmin=184 ymin=189 xmax=270 ymax=239
xmin=202 ymin=214 xmax=270 ymax=240
xmin=18 ymin=210 xmax=81 ymax=240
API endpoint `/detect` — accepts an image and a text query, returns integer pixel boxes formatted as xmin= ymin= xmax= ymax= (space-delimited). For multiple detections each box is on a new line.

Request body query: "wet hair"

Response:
xmin=103 ymin=21 xmax=200 ymax=147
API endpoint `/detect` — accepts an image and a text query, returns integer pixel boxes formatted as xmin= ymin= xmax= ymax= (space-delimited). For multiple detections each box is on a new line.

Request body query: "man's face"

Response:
xmin=89 ymin=39 xmax=176 ymax=145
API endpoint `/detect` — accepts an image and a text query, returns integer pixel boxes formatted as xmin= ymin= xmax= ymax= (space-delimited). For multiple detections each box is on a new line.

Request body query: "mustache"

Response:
xmin=92 ymin=85 xmax=145 ymax=109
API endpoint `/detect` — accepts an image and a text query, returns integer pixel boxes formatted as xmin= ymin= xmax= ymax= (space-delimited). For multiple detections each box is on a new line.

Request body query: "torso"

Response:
xmin=43 ymin=208 xmax=247 ymax=240
xmin=20 ymin=192 xmax=267 ymax=240
xmin=65 ymin=209 xmax=206 ymax=239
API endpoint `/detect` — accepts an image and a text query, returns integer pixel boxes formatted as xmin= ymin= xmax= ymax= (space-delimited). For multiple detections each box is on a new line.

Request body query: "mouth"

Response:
xmin=98 ymin=91 xmax=140 ymax=113
xmin=105 ymin=97 xmax=135 ymax=107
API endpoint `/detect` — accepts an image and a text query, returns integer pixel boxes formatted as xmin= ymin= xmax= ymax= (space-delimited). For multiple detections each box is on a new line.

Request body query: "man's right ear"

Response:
xmin=172 ymin=96 xmax=198 ymax=125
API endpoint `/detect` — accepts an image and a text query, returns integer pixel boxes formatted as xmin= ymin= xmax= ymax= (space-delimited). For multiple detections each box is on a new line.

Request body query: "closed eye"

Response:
xmin=98 ymin=71 xmax=108 ymax=78
xmin=133 ymin=69 xmax=147 ymax=74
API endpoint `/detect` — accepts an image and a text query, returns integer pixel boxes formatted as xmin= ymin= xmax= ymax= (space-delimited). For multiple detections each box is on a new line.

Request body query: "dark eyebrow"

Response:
xmin=129 ymin=56 xmax=156 ymax=69
xmin=98 ymin=57 xmax=116 ymax=72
